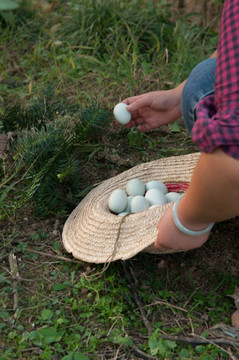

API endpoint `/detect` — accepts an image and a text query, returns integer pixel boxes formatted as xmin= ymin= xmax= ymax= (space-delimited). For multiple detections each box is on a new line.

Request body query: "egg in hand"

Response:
xmin=113 ymin=103 xmax=131 ymax=125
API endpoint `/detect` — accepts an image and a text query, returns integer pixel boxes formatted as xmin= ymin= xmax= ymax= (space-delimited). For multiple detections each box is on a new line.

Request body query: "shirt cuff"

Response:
xmin=191 ymin=95 xmax=239 ymax=160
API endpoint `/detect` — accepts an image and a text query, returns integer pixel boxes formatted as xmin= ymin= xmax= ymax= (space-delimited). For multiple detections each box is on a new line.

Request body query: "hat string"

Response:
xmin=83 ymin=213 xmax=131 ymax=280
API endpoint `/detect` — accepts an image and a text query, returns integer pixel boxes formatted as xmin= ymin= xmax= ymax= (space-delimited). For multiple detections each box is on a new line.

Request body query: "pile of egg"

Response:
xmin=108 ymin=178 xmax=181 ymax=216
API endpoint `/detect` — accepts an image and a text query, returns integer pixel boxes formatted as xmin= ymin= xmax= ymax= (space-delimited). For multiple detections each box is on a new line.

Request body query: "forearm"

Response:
xmin=154 ymin=149 xmax=239 ymax=252
xmin=178 ymin=149 xmax=239 ymax=229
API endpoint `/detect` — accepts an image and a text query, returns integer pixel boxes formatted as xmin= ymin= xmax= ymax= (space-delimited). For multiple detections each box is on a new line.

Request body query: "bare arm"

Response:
xmin=121 ymin=50 xmax=217 ymax=132
xmin=178 ymin=148 xmax=239 ymax=227
xmin=155 ymin=148 xmax=239 ymax=251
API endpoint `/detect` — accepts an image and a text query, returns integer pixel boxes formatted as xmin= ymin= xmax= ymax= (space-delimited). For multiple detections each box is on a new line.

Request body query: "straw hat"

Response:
xmin=62 ymin=152 xmax=200 ymax=263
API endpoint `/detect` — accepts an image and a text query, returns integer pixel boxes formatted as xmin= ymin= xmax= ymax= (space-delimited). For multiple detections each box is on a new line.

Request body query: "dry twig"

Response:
xmin=8 ymin=253 xmax=19 ymax=313
xmin=25 ymin=248 xmax=82 ymax=264
xmin=121 ymin=260 xmax=239 ymax=359
xmin=121 ymin=261 xmax=153 ymax=336
xmin=131 ymin=344 xmax=156 ymax=360
xmin=158 ymin=333 xmax=239 ymax=348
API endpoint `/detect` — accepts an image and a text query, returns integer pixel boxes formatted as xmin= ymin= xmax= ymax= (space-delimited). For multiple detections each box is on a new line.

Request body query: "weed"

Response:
xmin=1 ymin=1 xmax=237 ymax=359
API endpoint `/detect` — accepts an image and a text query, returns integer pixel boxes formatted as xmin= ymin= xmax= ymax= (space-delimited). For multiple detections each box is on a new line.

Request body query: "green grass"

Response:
xmin=0 ymin=0 xmax=218 ymax=106
xmin=1 ymin=233 xmax=237 ymax=359
xmin=1 ymin=0 xmax=238 ymax=359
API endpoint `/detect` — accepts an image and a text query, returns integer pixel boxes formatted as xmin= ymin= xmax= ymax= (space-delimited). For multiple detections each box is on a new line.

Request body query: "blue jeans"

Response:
xmin=181 ymin=57 xmax=216 ymax=134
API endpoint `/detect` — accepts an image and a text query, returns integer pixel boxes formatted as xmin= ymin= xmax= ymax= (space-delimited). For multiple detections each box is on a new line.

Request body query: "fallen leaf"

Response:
xmin=228 ymin=287 xmax=239 ymax=309
xmin=231 ymin=309 xmax=239 ymax=328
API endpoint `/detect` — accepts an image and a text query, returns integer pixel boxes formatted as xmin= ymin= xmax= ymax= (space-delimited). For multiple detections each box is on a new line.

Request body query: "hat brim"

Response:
xmin=62 ymin=152 xmax=200 ymax=263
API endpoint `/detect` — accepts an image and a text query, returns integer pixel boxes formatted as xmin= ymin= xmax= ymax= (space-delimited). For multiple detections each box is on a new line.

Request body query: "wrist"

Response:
xmin=177 ymin=192 xmax=213 ymax=230
xmin=171 ymin=84 xmax=185 ymax=118
xmin=173 ymin=195 xmax=214 ymax=236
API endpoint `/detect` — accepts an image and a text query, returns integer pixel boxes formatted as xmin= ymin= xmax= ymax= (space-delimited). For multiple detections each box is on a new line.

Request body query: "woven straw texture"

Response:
xmin=62 ymin=152 xmax=200 ymax=263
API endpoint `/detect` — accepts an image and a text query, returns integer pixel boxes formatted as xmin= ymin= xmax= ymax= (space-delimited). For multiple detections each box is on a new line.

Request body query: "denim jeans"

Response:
xmin=181 ymin=57 xmax=216 ymax=134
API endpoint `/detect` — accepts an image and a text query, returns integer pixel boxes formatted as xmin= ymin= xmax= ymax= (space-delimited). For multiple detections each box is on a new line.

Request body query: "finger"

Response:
xmin=125 ymin=117 xmax=144 ymax=129
xmin=126 ymin=96 xmax=151 ymax=112
xmin=128 ymin=110 xmax=140 ymax=120
xmin=154 ymin=242 xmax=172 ymax=252
xmin=122 ymin=95 xmax=142 ymax=106
xmin=137 ymin=123 xmax=153 ymax=132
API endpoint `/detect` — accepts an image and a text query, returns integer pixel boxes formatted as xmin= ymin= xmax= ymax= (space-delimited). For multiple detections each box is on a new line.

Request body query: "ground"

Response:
xmin=1 ymin=119 xmax=239 ymax=359
xmin=0 ymin=1 xmax=237 ymax=357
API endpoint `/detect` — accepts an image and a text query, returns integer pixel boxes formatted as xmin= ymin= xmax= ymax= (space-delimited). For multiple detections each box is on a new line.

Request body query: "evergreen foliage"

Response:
xmin=1 ymin=86 xmax=79 ymax=132
xmin=0 ymin=96 xmax=111 ymax=218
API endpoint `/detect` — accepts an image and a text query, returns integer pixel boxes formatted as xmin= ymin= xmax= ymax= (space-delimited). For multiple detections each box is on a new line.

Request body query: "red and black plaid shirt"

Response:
xmin=192 ymin=0 xmax=239 ymax=160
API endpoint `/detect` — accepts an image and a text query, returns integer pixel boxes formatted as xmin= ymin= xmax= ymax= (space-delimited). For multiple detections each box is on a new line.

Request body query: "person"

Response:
xmin=120 ymin=0 xmax=239 ymax=252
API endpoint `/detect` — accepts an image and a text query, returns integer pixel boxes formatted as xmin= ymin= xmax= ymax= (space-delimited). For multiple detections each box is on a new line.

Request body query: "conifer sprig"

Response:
xmin=0 ymin=100 xmax=111 ymax=219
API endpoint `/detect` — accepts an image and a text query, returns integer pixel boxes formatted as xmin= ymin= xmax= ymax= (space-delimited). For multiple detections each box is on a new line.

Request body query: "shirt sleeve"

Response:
xmin=191 ymin=0 xmax=239 ymax=160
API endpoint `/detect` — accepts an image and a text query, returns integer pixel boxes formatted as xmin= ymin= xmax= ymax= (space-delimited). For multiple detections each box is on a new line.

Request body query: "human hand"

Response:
xmin=155 ymin=205 xmax=211 ymax=252
xmin=121 ymin=86 xmax=184 ymax=132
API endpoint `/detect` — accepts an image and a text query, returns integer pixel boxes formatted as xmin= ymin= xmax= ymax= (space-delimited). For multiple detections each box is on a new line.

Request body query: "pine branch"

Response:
xmin=1 ymin=100 xmax=111 ymax=218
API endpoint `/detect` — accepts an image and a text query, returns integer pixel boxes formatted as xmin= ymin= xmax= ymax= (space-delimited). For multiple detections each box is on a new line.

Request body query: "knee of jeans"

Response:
xmin=181 ymin=58 xmax=216 ymax=134
xmin=181 ymin=77 xmax=197 ymax=134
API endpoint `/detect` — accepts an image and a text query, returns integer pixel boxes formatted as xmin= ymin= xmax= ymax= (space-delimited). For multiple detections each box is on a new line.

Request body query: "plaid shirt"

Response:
xmin=192 ymin=0 xmax=239 ymax=160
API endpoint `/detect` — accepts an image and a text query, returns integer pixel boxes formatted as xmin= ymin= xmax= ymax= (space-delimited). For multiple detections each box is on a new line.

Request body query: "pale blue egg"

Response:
xmin=145 ymin=188 xmax=166 ymax=206
xmin=113 ymin=103 xmax=131 ymax=125
xmin=131 ymin=195 xmax=150 ymax=213
xmin=108 ymin=189 xmax=128 ymax=214
xmin=146 ymin=180 xmax=168 ymax=195
xmin=165 ymin=192 xmax=180 ymax=203
xmin=126 ymin=178 xmax=145 ymax=196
